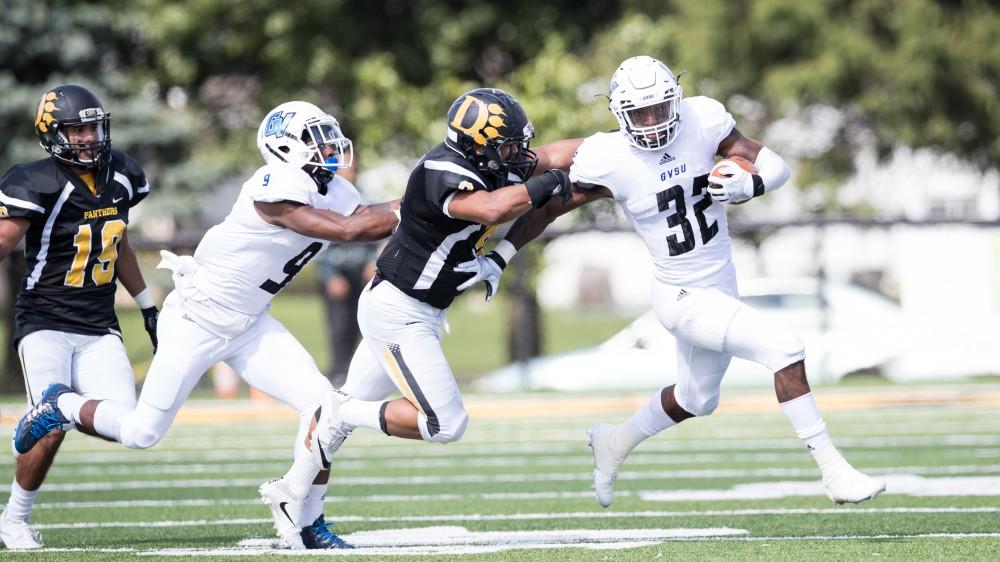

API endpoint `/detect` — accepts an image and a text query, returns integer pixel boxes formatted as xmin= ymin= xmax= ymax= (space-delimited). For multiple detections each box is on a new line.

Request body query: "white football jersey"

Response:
xmin=570 ymin=96 xmax=736 ymax=286
xmin=191 ymin=164 xmax=361 ymax=315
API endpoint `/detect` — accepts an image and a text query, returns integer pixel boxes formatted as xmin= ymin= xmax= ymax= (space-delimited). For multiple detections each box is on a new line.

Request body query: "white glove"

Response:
xmin=707 ymin=160 xmax=755 ymax=205
xmin=455 ymin=252 xmax=504 ymax=302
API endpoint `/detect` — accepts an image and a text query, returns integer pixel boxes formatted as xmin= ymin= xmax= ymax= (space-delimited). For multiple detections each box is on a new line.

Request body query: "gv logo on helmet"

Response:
xmin=264 ymin=111 xmax=295 ymax=137
xmin=449 ymin=96 xmax=507 ymax=146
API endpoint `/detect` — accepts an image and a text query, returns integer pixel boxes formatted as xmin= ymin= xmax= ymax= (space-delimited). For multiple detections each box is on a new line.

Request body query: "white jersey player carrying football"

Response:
xmin=461 ymin=56 xmax=886 ymax=508
xmin=13 ymin=101 xmax=400 ymax=549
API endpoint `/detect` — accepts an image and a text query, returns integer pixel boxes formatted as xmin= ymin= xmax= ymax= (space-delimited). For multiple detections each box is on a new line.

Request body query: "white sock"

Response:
xmin=779 ymin=392 xmax=846 ymax=472
xmin=93 ymin=400 xmax=128 ymax=442
xmin=56 ymin=392 xmax=88 ymax=425
xmin=284 ymin=450 xmax=322 ymax=499
xmin=302 ymin=484 xmax=326 ymax=525
xmin=339 ymin=398 xmax=388 ymax=433
xmin=612 ymin=390 xmax=677 ymax=457
xmin=5 ymin=480 xmax=38 ymax=522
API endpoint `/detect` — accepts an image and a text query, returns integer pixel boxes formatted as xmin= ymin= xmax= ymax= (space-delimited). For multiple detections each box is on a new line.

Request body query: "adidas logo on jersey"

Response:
xmin=658 ymin=152 xmax=675 ymax=165
xmin=677 ymin=289 xmax=689 ymax=301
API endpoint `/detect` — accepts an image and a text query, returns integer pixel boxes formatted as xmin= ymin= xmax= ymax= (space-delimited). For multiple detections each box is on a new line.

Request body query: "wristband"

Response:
xmin=490 ymin=239 xmax=518 ymax=269
xmin=133 ymin=288 xmax=155 ymax=309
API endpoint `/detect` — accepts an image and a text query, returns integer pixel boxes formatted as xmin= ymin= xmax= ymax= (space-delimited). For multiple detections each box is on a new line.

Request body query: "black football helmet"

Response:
xmin=445 ymin=88 xmax=538 ymax=188
xmin=34 ymin=84 xmax=112 ymax=169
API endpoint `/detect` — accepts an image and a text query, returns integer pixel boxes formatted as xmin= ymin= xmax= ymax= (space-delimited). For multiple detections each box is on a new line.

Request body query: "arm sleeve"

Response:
xmin=0 ymin=166 xmax=48 ymax=220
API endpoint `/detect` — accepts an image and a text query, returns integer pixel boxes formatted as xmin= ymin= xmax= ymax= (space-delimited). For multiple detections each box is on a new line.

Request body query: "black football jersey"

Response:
xmin=0 ymin=150 xmax=149 ymax=343
xmin=376 ymin=143 xmax=496 ymax=309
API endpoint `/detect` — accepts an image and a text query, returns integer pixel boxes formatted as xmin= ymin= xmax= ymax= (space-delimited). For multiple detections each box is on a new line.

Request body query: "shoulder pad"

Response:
xmin=571 ymin=132 xmax=627 ymax=180
xmin=250 ymin=164 xmax=315 ymax=204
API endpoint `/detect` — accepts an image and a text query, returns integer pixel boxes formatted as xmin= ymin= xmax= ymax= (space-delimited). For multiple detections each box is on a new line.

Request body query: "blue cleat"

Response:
xmin=300 ymin=516 xmax=354 ymax=549
xmin=12 ymin=384 xmax=73 ymax=455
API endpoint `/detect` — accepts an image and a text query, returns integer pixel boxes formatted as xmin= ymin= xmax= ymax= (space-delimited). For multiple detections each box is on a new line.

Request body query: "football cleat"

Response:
xmin=309 ymin=390 xmax=353 ymax=470
xmin=13 ymin=383 xmax=73 ymax=455
xmin=300 ymin=516 xmax=355 ymax=549
xmin=259 ymin=477 xmax=305 ymax=549
xmin=0 ymin=508 xmax=43 ymax=550
xmin=823 ymin=462 xmax=887 ymax=504
xmin=587 ymin=423 xmax=626 ymax=509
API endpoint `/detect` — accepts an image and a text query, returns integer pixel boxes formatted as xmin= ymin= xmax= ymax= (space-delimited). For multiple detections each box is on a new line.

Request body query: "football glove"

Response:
xmin=141 ymin=306 xmax=159 ymax=352
xmin=707 ymin=161 xmax=757 ymax=205
xmin=455 ymin=252 xmax=505 ymax=302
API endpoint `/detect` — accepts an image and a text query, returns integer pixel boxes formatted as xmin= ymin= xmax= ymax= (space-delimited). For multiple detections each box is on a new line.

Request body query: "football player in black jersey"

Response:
xmin=306 ymin=88 xmax=580 ymax=455
xmin=0 ymin=84 xmax=157 ymax=549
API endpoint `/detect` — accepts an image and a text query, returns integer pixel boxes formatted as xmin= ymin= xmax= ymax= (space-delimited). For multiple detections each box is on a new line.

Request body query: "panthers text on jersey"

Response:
xmin=376 ymin=143 xmax=495 ymax=309
xmin=0 ymin=150 xmax=150 ymax=343
xmin=570 ymin=96 xmax=736 ymax=287
xmin=190 ymin=163 xmax=361 ymax=316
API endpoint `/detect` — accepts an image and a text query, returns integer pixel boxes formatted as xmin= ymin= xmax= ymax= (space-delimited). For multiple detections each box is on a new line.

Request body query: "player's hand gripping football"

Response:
xmin=455 ymin=251 xmax=505 ymax=302
xmin=141 ymin=306 xmax=159 ymax=352
xmin=707 ymin=156 xmax=758 ymax=205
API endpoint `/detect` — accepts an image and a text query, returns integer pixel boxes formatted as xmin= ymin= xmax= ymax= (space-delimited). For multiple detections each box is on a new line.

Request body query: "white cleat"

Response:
xmin=310 ymin=390 xmax=354 ymax=471
xmin=587 ymin=423 xmax=624 ymax=509
xmin=0 ymin=508 xmax=43 ymax=550
xmin=258 ymin=478 xmax=305 ymax=549
xmin=823 ymin=463 xmax=887 ymax=504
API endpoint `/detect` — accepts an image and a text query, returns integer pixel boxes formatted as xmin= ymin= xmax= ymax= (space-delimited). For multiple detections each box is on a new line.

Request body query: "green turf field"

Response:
xmin=0 ymin=382 xmax=997 ymax=560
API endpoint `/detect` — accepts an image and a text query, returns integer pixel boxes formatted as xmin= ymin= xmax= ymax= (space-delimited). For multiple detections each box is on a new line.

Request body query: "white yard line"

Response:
xmin=15 ymin=529 xmax=1000 ymax=557
xmin=29 ymin=506 xmax=1000 ymax=528
xmin=11 ymin=465 xmax=1000 ymax=492
xmin=9 ymin=433 xmax=1000 ymax=466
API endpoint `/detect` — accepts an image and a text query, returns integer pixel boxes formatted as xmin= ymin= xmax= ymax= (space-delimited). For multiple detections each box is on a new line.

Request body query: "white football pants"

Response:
xmin=17 ymin=330 xmax=136 ymax=409
xmin=342 ymin=279 xmax=468 ymax=444
xmin=109 ymin=291 xmax=332 ymax=452
xmin=653 ymin=264 xmax=806 ymax=417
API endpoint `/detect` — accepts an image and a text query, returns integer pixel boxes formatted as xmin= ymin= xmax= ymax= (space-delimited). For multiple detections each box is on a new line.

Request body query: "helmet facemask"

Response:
xmin=35 ymin=85 xmax=112 ymax=169
xmin=609 ymin=56 xmax=683 ymax=151
xmin=258 ymin=102 xmax=353 ymax=189
xmin=445 ymin=88 xmax=539 ymax=189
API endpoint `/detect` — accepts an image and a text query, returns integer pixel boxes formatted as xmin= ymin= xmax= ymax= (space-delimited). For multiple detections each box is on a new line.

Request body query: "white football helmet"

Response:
xmin=256 ymin=101 xmax=353 ymax=174
xmin=608 ymin=56 xmax=682 ymax=151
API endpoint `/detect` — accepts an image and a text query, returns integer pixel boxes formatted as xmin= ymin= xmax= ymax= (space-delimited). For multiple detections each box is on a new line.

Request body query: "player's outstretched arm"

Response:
xmin=0 ymin=217 xmax=29 ymax=261
xmin=255 ymin=200 xmax=399 ymax=242
xmin=448 ymin=170 xmax=573 ymax=226
xmin=532 ymin=138 xmax=585 ymax=175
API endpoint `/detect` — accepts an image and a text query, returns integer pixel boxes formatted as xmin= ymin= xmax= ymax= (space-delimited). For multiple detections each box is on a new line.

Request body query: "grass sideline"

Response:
xmin=0 ymin=382 xmax=997 ymax=559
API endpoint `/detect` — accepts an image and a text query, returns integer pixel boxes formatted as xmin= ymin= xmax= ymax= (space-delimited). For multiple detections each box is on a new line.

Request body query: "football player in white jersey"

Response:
xmin=13 ymin=101 xmax=400 ymax=549
xmin=460 ymin=56 xmax=886 ymax=508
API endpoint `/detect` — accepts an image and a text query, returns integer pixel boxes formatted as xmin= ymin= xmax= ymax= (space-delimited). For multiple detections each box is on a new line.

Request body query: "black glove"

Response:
xmin=525 ymin=169 xmax=573 ymax=208
xmin=141 ymin=306 xmax=159 ymax=352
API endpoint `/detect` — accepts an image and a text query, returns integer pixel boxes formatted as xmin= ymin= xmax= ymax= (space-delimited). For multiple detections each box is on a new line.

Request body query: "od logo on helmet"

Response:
xmin=449 ymin=96 xmax=508 ymax=146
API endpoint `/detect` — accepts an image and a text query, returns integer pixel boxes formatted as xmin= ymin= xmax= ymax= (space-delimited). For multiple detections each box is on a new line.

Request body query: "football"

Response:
xmin=710 ymin=156 xmax=758 ymax=179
